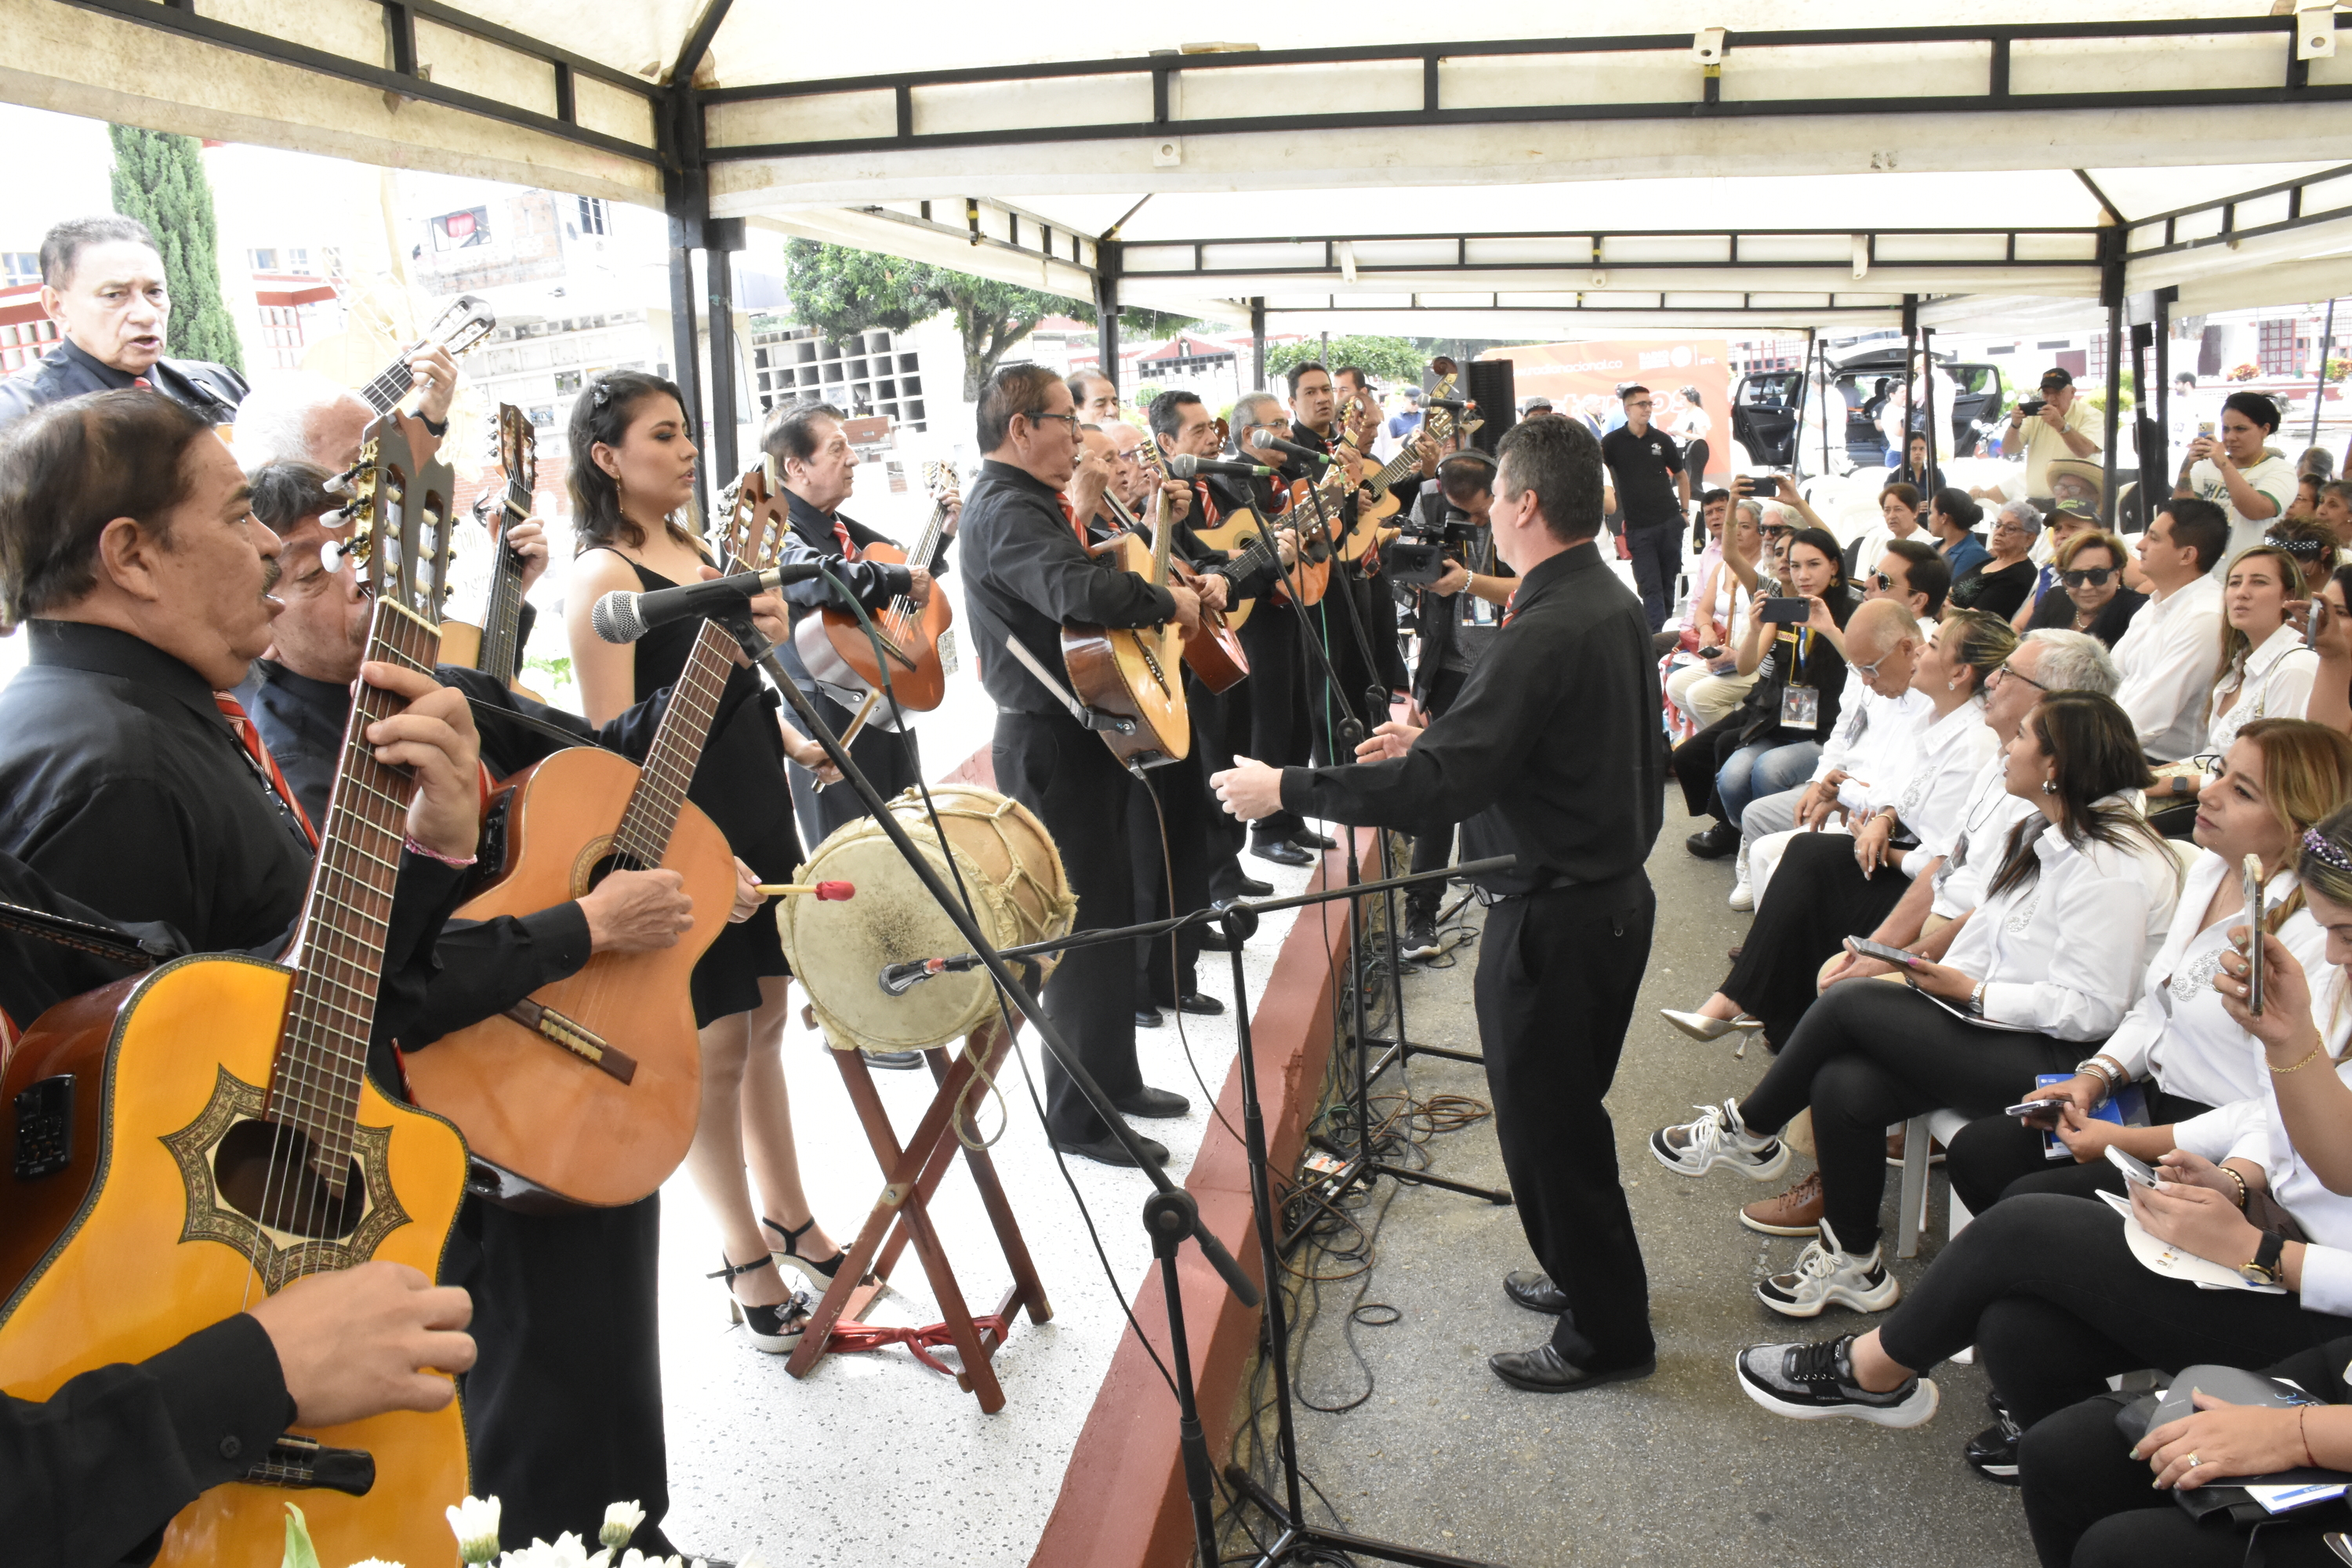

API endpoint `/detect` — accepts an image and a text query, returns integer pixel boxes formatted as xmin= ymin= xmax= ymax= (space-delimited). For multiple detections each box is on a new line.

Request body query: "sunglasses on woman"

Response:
xmin=2060 ymin=567 xmax=2114 ymax=587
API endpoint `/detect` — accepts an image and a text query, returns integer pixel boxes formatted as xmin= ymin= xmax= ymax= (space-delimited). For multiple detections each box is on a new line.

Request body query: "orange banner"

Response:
xmin=1480 ymin=338 xmax=1733 ymax=482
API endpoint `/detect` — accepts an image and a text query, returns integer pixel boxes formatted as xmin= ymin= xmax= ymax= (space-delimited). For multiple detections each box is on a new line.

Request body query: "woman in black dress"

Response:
xmin=562 ymin=372 xmax=847 ymax=1352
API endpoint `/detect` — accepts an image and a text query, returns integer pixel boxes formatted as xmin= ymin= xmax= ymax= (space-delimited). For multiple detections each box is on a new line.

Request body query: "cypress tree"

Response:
xmin=107 ymin=125 xmax=244 ymax=372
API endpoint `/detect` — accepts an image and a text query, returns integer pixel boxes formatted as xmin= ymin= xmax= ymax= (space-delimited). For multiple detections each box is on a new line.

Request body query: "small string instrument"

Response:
xmin=792 ymin=460 xmax=960 ymax=717
xmin=354 ymin=295 xmax=497 ymax=420
xmin=1131 ymin=437 xmax=1249 ymax=693
xmin=0 ymin=416 xmax=470 ymax=1567
xmin=1339 ymin=360 xmax=1469 ymax=544
xmin=1062 ymin=454 xmax=1192 ymax=765
xmin=437 ymin=402 xmax=543 ymax=697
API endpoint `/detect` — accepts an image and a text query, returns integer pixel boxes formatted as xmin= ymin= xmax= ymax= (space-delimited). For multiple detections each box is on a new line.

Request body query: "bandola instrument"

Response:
xmin=792 ymin=459 xmax=960 ymax=722
xmin=779 ymin=786 xmax=1075 ymax=1056
xmin=437 ymin=402 xmax=543 ymax=696
xmin=354 ymin=294 xmax=497 ymax=420
xmin=0 ymin=417 xmax=470 ymax=1568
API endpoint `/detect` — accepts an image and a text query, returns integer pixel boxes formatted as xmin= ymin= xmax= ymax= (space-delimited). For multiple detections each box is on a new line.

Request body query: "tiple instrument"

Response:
xmin=354 ymin=294 xmax=498 ymax=420
xmin=1062 ymin=441 xmax=1192 ymax=765
xmin=0 ymin=416 xmax=470 ymax=1568
xmin=1197 ymin=472 xmax=1332 ymax=610
xmin=437 ymin=402 xmax=543 ymax=696
xmin=1128 ymin=437 xmax=1249 ymax=693
xmin=401 ymin=480 xmax=782 ymax=1212
xmin=792 ymin=459 xmax=960 ymax=721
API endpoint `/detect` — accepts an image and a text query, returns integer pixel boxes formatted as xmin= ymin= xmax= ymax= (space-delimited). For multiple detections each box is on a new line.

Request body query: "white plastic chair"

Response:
xmin=1896 ymin=1108 xmax=1976 ymax=1259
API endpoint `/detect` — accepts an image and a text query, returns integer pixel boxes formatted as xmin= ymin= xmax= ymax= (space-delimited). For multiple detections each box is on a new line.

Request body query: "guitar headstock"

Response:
xmin=720 ymin=460 xmax=787 ymax=570
xmin=333 ymin=414 xmax=456 ymax=627
xmin=423 ymin=293 xmax=499 ymax=362
xmin=1135 ymin=434 xmax=1171 ymax=481
xmin=921 ymin=459 xmax=960 ymax=503
xmin=1428 ymin=356 xmax=1460 ymax=403
xmin=497 ymin=403 xmax=536 ymax=495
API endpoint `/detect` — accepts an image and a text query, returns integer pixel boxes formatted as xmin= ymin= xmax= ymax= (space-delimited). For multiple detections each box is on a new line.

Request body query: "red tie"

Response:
xmin=215 ymin=691 xmax=319 ymax=848
xmin=831 ymin=517 xmax=859 ymax=561
xmin=132 ymin=376 xmax=151 ymax=390
xmin=1501 ymin=590 xmax=1519 ymax=627
xmin=1058 ymin=494 xmax=1087 ymax=546
xmin=1193 ymin=480 xmax=1219 ymax=527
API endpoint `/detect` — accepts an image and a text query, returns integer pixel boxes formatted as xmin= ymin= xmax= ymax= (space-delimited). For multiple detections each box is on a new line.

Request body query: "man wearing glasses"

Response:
xmin=959 ymin=364 xmax=1203 ymax=1167
xmin=1600 ymin=384 xmax=1691 ymax=633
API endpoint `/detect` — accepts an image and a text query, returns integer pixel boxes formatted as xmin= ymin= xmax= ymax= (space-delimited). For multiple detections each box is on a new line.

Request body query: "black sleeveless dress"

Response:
xmin=612 ymin=554 xmax=801 ymax=1026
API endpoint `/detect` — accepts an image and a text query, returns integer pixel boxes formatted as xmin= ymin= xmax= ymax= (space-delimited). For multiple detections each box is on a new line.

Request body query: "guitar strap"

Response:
xmin=0 ymin=901 xmax=167 ymax=966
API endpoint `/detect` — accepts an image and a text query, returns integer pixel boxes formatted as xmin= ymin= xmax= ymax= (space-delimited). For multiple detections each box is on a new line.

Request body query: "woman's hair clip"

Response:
xmin=590 ymin=379 xmax=612 ymax=408
xmin=2302 ymin=826 xmax=2352 ymax=877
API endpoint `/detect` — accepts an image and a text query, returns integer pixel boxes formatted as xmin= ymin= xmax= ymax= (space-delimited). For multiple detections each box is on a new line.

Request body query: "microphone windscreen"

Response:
xmin=1247 ymin=428 xmax=1274 ymax=448
xmin=590 ymin=590 xmax=643 ymax=645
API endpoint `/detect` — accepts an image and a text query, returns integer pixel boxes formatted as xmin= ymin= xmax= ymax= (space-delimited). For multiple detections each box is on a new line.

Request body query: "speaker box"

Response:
xmin=1462 ymin=359 xmax=1516 ymax=454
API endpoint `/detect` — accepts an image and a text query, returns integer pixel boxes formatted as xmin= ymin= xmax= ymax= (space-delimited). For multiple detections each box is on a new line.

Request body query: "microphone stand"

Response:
xmin=714 ymin=612 xmax=1263 ymax=1324
xmin=905 ymin=860 xmax=1514 ymax=1568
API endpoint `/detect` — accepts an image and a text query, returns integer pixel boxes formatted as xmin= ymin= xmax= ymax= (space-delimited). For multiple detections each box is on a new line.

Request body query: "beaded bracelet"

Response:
xmin=2222 ymin=1165 xmax=2250 ymax=1210
xmin=403 ymin=835 xmax=479 ymax=870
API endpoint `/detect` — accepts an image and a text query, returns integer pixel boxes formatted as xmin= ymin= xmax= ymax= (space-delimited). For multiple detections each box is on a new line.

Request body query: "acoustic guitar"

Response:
xmin=1063 ymin=471 xmax=1192 ymax=766
xmin=792 ymin=459 xmax=960 ymax=717
xmin=1131 ymin=436 xmax=1249 ymax=693
xmin=437 ymin=403 xmax=544 ymax=699
xmin=354 ymin=295 xmax=498 ymax=422
xmin=400 ymin=492 xmax=775 ymax=1212
xmin=1332 ymin=358 xmax=1473 ymax=552
xmin=0 ymin=416 xmax=470 ymax=1568
xmin=1196 ymin=478 xmax=1332 ymax=610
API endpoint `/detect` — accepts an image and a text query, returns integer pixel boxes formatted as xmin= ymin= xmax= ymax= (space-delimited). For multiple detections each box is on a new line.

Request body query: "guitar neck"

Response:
xmin=475 ymin=484 xmax=530 ymax=683
xmin=270 ymin=598 xmax=441 ymax=1180
xmin=609 ymin=620 xmax=737 ymax=867
xmin=356 ymin=350 xmax=422 ymax=418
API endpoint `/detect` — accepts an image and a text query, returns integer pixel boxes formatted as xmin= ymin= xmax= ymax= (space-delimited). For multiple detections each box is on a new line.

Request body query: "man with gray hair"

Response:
xmin=233 ymin=364 xmax=454 ymax=472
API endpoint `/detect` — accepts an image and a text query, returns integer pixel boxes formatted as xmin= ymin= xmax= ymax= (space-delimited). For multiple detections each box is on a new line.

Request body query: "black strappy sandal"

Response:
xmin=708 ymin=1253 xmax=810 ymax=1352
xmin=764 ymin=1215 xmax=852 ymax=1289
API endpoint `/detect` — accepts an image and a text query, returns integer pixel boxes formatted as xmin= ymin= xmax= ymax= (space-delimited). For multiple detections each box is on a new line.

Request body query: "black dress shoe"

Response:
xmin=1290 ymin=829 xmax=1338 ymax=851
xmin=1114 ymin=1084 xmax=1190 ymax=1118
xmin=1487 ymin=1344 xmax=1657 ymax=1394
xmin=1050 ymin=1129 xmax=1170 ymax=1167
xmin=1685 ymin=820 xmax=1738 ymax=859
xmin=1135 ymin=1005 xmax=1165 ymax=1029
xmin=1238 ymin=876 xmax=1274 ymax=897
xmin=1174 ymin=991 xmax=1225 ymax=1016
xmin=1252 ymin=839 xmax=1315 ymax=868
xmin=1503 ymin=1270 xmax=1570 ymax=1315
xmin=866 ymin=1049 xmax=924 ymax=1070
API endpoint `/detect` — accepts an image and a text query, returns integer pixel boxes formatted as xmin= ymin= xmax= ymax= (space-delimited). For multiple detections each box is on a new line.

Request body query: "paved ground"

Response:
xmin=1248 ymin=801 xmax=2042 ymax=1568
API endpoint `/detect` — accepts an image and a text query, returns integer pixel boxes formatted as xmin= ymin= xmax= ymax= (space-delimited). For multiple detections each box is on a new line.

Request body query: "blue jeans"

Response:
xmin=1715 ymin=738 xmax=1820 ymax=827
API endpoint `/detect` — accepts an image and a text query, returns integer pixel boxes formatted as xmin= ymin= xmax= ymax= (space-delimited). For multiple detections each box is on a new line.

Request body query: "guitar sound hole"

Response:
xmin=214 ymin=1119 xmax=367 ymax=1240
xmin=584 ymin=850 xmax=646 ymax=894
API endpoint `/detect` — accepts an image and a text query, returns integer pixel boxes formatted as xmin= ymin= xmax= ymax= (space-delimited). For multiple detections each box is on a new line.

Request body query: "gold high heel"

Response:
xmin=1658 ymin=1008 xmax=1766 ymax=1043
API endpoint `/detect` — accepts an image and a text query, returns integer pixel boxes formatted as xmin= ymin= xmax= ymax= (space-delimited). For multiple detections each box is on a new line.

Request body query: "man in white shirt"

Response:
xmin=1999 ymin=366 xmax=2102 ymax=498
xmin=2178 ymin=389 xmax=2293 ymax=572
xmin=2111 ymin=499 xmax=2231 ymax=761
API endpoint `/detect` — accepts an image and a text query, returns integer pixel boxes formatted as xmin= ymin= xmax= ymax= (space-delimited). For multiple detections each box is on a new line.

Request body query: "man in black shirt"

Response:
xmin=1600 ymin=383 xmax=1691 ymax=633
xmin=1214 ymin=415 xmax=1665 ymax=1394
xmin=1225 ymin=391 xmax=1321 ymax=868
xmin=0 ymin=217 xmax=247 ymax=431
xmin=960 ymin=364 xmax=1201 ymax=1167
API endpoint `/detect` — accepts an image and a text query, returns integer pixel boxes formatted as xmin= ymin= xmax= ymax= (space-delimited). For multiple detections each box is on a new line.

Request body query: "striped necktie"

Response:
xmin=214 ymin=691 xmax=319 ymax=848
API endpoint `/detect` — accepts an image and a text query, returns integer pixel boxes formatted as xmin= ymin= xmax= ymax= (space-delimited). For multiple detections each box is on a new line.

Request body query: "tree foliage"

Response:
xmin=783 ymin=238 xmax=1193 ymax=402
xmin=107 ymin=125 xmax=242 ymax=372
xmin=1265 ymin=336 xmax=1426 ymax=387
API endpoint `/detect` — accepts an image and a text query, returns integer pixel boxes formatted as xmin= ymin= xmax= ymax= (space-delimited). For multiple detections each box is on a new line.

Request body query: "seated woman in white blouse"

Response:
xmin=1650 ymin=691 xmax=2183 ymax=1319
xmin=2146 ymin=543 xmax=2319 ymax=824
xmin=1727 ymin=805 xmax=2352 ymax=1526
xmin=1944 ymin=718 xmax=2352 ymax=1218
xmin=1664 ymin=499 xmax=1765 ymax=729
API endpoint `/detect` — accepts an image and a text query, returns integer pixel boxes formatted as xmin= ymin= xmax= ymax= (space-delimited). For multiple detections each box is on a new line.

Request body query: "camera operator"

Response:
xmin=1399 ymin=451 xmax=1514 ymax=956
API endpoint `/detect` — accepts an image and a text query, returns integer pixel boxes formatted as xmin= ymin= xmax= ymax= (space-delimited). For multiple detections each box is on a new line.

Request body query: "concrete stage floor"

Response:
xmin=1257 ymin=800 xmax=2040 ymax=1568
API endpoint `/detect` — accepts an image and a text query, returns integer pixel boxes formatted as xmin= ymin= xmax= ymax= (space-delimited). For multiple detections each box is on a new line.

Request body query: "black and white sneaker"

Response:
xmin=1754 ymin=1219 xmax=1900 ymax=1317
xmin=1734 ymin=1334 xmax=1940 ymax=1428
xmin=1964 ymin=1391 xmax=2024 ymax=1483
xmin=1649 ymin=1099 xmax=1791 ymax=1181
xmin=1402 ymin=916 xmax=1442 ymax=960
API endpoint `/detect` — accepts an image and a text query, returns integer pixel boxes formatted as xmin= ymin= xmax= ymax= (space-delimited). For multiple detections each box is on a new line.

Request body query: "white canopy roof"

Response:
xmin=7 ymin=0 xmax=2352 ymax=329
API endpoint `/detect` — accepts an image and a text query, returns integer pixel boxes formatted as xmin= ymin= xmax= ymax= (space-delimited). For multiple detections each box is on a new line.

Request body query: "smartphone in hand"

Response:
xmin=2243 ymin=853 xmax=2267 ymax=1016
xmin=2003 ymin=1100 xmax=2066 ymax=1127
xmin=1761 ymin=597 xmax=1809 ymax=624
xmin=1844 ymin=936 xmax=1918 ymax=967
xmin=2107 ymin=1145 xmax=2161 ymax=1189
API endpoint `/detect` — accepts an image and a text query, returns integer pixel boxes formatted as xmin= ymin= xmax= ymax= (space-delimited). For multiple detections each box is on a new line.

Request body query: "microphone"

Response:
xmin=1247 ymin=428 xmax=1334 ymax=467
xmin=879 ymin=954 xmax=980 ymax=996
xmin=590 ymin=564 xmax=826 ymax=644
xmin=1164 ymin=452 xmax=1275 ymax=480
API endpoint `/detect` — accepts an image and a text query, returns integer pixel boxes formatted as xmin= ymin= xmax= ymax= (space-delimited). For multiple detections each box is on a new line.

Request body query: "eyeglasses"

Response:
xmin=2189 ymin=753 xmax=2227 ymax=784
xmin=1870 ymin=570 xmax=1898 ymax=591
xmin=1024 ymin=410 xmax=1083 ymax=437
xmin=1850 ymin=642 xmax=1911 ymax=680
xmin=1763 ymin=524 xmax=1793 ymax=537
xmin=1987 ymin=662 xmax=2048 ymax=692
xmin=2060 ymin=567 xmax=2115 ymax=587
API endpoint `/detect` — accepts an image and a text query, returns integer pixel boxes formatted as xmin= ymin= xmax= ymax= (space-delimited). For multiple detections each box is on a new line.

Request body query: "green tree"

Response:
xmin=783 ymin=238 xmax=1191 ymax=401
xmin=1265 ymin=336 xmax=1425 ymax=386
xmin=107 ymin=125 xmax=242 ymax=372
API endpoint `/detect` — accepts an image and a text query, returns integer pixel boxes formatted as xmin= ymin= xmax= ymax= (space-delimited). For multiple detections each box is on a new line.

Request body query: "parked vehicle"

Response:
xmin=1733 ymin=343 xmax=2005 ymax=477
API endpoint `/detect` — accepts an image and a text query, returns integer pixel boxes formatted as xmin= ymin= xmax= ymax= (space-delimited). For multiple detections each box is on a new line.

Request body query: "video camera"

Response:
xmin=2014 ymin=396 xmax=2048 ymax=419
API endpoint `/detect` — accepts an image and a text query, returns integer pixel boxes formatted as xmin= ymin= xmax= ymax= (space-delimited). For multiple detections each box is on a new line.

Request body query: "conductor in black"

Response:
xmin=1212 ymin=414 xmax=1665 ymax=1393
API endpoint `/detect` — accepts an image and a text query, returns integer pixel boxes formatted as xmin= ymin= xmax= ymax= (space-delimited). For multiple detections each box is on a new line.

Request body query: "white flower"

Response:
xmin=446 ymin=1496 xmax=503 ymax=1565
xmin=492 ymin=1534 xmax=593 ymax=1568
xmin=347 ymin=1559 xmax=406 ymax=1568
xmin=599 ymin=1501 xmax=646 ymax=1552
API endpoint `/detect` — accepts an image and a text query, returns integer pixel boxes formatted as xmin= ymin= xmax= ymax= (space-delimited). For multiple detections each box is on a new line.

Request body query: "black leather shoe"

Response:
xmin=1050 ymin=1129 xmax=1170 ymax=1167
xmin=1238 ymin=876 xmax=1274 ymax=897
xmin=866 ymin=1050 xmax=924 ymax=1070
xmin=1290 ymin=829 xmax=1338 ymax=851
xmin=1174 ymin=991 xmax=1225 ymax=1017
xmin=1135 ymin=1005 xmax=1165 ymax=1029
xmin=1252 ymin=839 xmax=1315 ymax=868
xmin=1503 ymin=1270 xmax=1570 ymax=1315
xmin=1487 ymin=1345 xmax=1656 ymax=1394
xmin=1114 ymin=1084 xmax=1190 ymax=1119
xmin=1685 ymin=820 xmax=1738 ymax=859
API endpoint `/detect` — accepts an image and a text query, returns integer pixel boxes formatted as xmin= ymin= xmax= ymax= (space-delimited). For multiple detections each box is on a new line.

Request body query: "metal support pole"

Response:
xmin=1901 ymin=296 xmax=1918 ymax=473
xmin=1921 ymin=323 xmax=1937 ymax=482
xmin=2310 ymin=297 xmax=2337 ymax=448
xmin=2100 ymin=228 xmax=2125 ymax=524
xmin=1093 ymin=241 xmax=1122 ymax=411
xmin=706 ymin=217 xmax=745 ymax=490
xmin=666 ymin=241 xmax=707 ymax=530
xmin=1250 ymin=296 xmax=1267 ymax=390
xmin=1810 ymin=328 xmax=1828 ymax=479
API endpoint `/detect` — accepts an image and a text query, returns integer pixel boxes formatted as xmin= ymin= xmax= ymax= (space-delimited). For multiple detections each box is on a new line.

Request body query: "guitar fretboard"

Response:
xmin=269 ymin=599 xmax=441 ymax=1185
xmin=610 ymin=620 xmax=737 ymax=870
xmin=476 ymin=484 xmax=530 ymax=684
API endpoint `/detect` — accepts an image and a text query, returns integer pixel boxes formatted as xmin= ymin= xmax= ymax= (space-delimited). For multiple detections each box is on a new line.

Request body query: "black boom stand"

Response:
xmin=906 ymin=858 xmax=1516 ymax=1568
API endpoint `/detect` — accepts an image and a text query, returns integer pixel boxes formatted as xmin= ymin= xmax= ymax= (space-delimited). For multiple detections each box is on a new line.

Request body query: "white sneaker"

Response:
xmin=1755 ymin=1219 xmax=1901 ymax=1318
xmin=1649 ymin=1099 xmax=1791 ymax=1181
xmin=1729 ymin=844 xmax=1753 ymax=911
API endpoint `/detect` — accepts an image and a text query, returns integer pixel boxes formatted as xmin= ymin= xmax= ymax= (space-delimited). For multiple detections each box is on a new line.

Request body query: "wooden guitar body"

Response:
xmin=1167 ymin=557 xmax=1250 ymax=694
xmin=434 ymin=619 xmax=546 ymax=702
xmin=0 ymin=956 xmax=470 ymax=1568
xmin=402 ymin=746 xmax=732 ymax=1210
xmin=809 ymin=538 xmax=953 ymax=712
xmin=1063 ymin=532 xmax=1190 ymax=764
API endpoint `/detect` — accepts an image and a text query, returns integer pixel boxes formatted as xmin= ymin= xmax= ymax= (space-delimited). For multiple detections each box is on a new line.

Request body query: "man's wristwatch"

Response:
xmin=2239 ymin=1229 xmax=2289 ymax=1287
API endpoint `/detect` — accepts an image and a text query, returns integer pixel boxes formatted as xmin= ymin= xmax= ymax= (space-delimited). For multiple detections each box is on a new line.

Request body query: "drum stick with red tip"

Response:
xmin=812 ymin=689 xmax=885 ymax=793
xmin=754 ymin=880 xmax=856 ymax=900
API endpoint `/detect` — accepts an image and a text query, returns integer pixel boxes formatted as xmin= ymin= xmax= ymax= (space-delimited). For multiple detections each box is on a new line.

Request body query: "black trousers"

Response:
xmin=1406 ymin=666 xmax=1467 ymax=921
xmin=1721 ymin=831 xmax=1912 ymax=1044
xmin=1129 ymin=752 xmax=1210 ymax=1004
xmin=1739 ymin=982 xmax=2074 ymax=1254
xmin=1476 ymin=873 xmax=1657 ymax=1363
xmin=1625 ymin=521 xmax=1682 ymax=633
xmin=1878 ymin=1194 xmax=2352 ymax=1431
xmin=1670 ymin=710 xmax=1747 ymax=822
xmin=2022 ymin=1390 xmax=2350 ymax=1567
xmin=1237 ymin=606 xmax=1312 ymax=844
xmin=993 ymin=709 xmax=1145 ymax=1142
xmin=1947 ymin=1087 xmax=2219 ymax=1218
xmin=786 ymin=685 xmax=920 ymax=851
xmin=1189 ymin=669 xmax=1254 ymax=902
xmin=448 ymin=1194 xmax=675 ymax=1554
